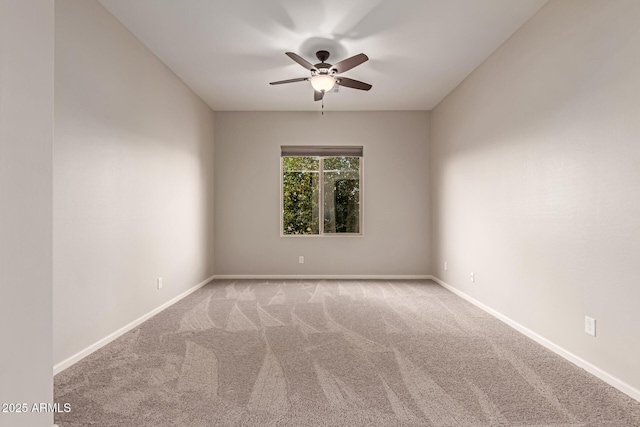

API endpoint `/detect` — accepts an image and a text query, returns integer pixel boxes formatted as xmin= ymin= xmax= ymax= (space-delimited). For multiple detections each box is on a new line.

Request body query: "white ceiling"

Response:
xmin=98 ymin=0 xmax=547 ymax=111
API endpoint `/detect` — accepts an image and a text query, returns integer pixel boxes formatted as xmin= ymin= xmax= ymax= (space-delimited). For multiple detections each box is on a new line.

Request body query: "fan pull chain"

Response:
xmin=322 ymin=96 xmax=324 ymax=115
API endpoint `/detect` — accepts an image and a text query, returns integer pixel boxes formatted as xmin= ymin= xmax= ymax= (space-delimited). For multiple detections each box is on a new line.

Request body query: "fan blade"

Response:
xmin=286 ymin=52 xmax=316 ymax=71
xmin=314 ymin=90 xmax=324 ymax=102
xmin=331 ymin=53 xmax=368 ymax=74
xmin=269 ymin=77 xmax=309 ymax=85
xmin=336 ymin=77 xmax=372 ymax=91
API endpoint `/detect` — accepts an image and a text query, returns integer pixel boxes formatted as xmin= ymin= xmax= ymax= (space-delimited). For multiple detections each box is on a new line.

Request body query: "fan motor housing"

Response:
xmin=315 ymin=63 xmax=332 ymax=71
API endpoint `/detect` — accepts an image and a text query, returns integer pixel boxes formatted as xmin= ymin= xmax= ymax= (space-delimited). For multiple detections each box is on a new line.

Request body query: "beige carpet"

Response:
xmin=55 ymin=279 xmax=640 ymax=426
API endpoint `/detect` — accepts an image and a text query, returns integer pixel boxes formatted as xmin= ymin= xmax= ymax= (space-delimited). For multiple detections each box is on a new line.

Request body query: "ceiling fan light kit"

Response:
xmin=270 ymin=50 xmax=372 ymax=108
xmin=310 ymin=75 xmax=336 ymax=92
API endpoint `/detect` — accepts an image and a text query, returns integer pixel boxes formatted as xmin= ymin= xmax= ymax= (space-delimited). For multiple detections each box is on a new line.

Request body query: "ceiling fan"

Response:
xmin=270 ymin=50 xmax=372 ymax=102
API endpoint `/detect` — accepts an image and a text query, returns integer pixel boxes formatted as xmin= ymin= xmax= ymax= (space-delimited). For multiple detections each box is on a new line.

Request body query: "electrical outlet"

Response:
xmin=444 ymin=261 xmax=448 ymax=271
xmin=470 ymin=272 xmax=475 ymax=282
xmin=157 ymin=277 xmax=163 ymax=290
xmin=585 ymin=316 xmax=596 ymax=337
xmin=299 ymin=256 xmax=304 ymax=264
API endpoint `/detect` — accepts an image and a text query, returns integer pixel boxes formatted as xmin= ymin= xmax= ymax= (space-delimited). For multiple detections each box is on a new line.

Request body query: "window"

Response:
xmin=281 ymin=146 xmax=362 ymax=236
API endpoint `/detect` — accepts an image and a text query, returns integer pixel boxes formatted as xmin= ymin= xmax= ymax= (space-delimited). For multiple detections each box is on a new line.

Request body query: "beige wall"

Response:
xmin=431 ymin=0 xmax=640 ymax=393
xmin=0 ymin=0 xmax=54 ymax=425
xmin=54 ymin=0 xmax=215 ymax=366
xmin=214 ymin=111 xmax=430 ymax=277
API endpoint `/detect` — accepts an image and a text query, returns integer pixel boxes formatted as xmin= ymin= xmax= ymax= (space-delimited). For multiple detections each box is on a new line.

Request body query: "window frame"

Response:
xmin=280 ymin=154 xmax=363 ymax=237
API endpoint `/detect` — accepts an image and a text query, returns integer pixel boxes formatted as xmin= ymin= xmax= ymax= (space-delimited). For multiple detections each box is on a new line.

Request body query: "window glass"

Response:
xmin=323 ymin=157 xmax=360 ymax=233
xmin=282 ymin=157 xmax=319 ymax=235
xmin=282 ymin=152 xmax=362 ymax=236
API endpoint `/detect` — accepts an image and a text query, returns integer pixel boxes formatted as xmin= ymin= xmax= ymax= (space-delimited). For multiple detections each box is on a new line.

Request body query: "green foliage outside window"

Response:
xmin=323 ymin=157 xmax=360 ymax=233
xmin=282 ymin=157 xmax=319 ymax=234
xmin=282 ymin=156 xmax=360 ymax=235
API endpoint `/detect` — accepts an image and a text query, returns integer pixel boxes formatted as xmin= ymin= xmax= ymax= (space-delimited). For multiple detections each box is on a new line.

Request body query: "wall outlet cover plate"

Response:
xmin=585 ymin=316 xmax=596 ymax=337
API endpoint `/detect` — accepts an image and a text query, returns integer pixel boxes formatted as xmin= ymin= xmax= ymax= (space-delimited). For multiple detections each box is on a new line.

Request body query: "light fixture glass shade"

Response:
xmin=310 ymin=75 xmax=336 ymax=92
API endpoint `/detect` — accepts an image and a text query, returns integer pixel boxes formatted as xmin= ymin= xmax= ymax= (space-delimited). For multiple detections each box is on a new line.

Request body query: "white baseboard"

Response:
xmin=429 ymin=275 xmax=640 ymax=402
xmin=53 ymin=274 xmax=215 ymax=375
xmin=212 ymin=275 xmax=431 ymax=280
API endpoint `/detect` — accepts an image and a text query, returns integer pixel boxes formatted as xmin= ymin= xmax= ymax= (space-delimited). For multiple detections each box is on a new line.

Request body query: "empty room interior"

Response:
xmin=2 ymin=0 xmax=640 ymax=426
